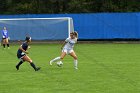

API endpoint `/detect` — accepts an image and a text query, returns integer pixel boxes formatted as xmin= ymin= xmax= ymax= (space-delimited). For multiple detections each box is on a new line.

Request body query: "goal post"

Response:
xmin=0 ymin=17 xmax=74 ymax=40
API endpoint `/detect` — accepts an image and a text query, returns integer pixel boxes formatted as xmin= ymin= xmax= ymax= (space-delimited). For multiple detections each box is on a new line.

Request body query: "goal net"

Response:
xmin=0 ymin=17 xmax=74 ymax=40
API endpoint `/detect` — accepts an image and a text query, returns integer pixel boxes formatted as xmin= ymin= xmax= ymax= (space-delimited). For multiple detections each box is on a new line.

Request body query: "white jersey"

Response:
xmin=63 ymin=38 xmax=77 ymax=50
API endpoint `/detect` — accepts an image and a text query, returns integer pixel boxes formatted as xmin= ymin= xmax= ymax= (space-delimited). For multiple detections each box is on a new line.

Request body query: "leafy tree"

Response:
xmin=0 ymin=0 xmax=140 ymax=14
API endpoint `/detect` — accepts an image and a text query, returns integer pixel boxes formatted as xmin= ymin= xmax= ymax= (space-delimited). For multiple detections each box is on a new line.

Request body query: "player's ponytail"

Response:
xmin=74 ymin=31 xmax=78 ymax=38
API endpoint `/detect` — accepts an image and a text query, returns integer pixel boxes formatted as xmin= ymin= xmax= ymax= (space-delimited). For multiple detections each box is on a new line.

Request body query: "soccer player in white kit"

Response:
xmin=50 ymin=31 xmax=78 ymax=69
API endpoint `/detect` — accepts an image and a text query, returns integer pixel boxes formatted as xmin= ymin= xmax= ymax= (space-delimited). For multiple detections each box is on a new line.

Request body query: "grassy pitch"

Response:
xmin=0 ymin=43 xmax=140 ymax=93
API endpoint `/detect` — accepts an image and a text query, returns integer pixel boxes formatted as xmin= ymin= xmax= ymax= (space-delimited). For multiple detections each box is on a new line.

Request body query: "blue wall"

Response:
xmin=0 ymin=13 xmax=140 ymax=40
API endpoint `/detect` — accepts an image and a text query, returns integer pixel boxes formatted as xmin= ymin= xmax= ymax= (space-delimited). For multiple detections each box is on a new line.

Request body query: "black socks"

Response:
xmin=3 ymin=44 xmax=10 ymax=48
xmin=16 ymin=62 xmax=40 ymax=71
xmin=16 ymin=61 xmax=23 ymax=70
xmin=30 ymin=62 xmax=37 ymax=71
xmin=7 ymin=44 xmax=9 ymax=47
xmin=3 ymin=44 xmax=5 ymax=48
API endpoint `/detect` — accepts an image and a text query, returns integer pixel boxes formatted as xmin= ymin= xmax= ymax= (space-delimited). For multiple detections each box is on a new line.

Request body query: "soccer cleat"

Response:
xmin=74 ymin=67 xmax=78 ymax=70
xmin=35 ymin=67 xmax=41 ymax=71
xmin=16 ymin=65 xmax=19 ymax=70
xmin=49 ymin=61 xmax=52 ymax=65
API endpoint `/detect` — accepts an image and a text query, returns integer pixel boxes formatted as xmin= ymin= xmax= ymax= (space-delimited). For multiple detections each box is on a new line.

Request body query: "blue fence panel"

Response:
xmin=0 ymin=13 xmax=140 ymax=40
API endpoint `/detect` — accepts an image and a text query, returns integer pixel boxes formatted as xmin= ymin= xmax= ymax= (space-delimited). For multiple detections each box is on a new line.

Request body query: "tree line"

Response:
xmin=0 ymin=0 xmax=140 ymax=14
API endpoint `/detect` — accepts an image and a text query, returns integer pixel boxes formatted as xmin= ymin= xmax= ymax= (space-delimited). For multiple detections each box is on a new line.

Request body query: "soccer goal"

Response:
xmin=0 ymin=17 xmax=74 ymax=40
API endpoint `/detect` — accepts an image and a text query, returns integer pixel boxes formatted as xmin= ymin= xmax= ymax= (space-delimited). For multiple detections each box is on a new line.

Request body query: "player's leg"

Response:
xmin=16 ymin=53 xmax=26 ymax=70
xmin=6 ymin=38 xmax=10 ymax=49
xmin=69 ymin=50 xmax=78 ymax=69
xmin=50 ymin=52 xmax=66 ymax=65
xmin=16 ymin=59 xmax=24 ymax=70
xmin=22 ymin=55 xmax=40 ymax=71
xmin=2 ymin=39 xmax=6 ymax=49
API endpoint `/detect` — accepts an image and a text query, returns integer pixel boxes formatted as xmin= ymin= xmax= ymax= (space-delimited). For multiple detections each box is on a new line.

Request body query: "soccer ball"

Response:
xmin=56 ymin=61 xmax=63 ymax=67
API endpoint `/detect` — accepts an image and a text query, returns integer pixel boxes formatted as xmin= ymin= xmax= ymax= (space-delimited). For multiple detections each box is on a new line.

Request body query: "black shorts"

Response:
xmin=2 ymin=38 xmax=6 ymax=39
xmin=17 ymin=52 xmax=26 ymax=59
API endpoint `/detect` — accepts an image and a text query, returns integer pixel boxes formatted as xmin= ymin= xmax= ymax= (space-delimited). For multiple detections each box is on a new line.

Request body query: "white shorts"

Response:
xmin=62 ymin=48 xmax=74 ymax=54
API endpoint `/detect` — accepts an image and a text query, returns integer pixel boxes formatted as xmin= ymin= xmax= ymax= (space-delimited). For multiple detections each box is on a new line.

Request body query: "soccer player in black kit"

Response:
xmin=16 ymin=36 xmax=40 ymax=71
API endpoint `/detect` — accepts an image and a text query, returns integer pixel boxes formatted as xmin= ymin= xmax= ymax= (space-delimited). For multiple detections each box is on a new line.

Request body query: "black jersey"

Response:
xmin=17 ymin=42 xmax=28 ymax=54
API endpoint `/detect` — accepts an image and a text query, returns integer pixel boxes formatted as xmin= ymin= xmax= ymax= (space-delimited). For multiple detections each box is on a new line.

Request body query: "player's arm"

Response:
xmin=7 ymin=32 xmax=9 ymax=38
xmin=61 ymin=41 xmax=66 ymax=50
xmin=61 ymin=38 xmax=69 ymax=49
xmin=19 ymin=45 xmax=28 ymax=54
xmin=2 ymin=31 xmax=5 ymax=38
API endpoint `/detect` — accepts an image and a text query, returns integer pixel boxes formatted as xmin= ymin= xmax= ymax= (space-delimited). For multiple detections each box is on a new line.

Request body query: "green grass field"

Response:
xmin=0 ymin=43 xmax=140 ymax=93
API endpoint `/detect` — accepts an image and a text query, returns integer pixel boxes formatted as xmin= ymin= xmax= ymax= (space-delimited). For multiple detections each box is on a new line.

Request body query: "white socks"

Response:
xmin=50 ymin=57 xmax=61 ymax=65
xmin=50 ymin=57 xmax=78 ymax=69
xmin=74 ymin=60 xmax=78 ymax=69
